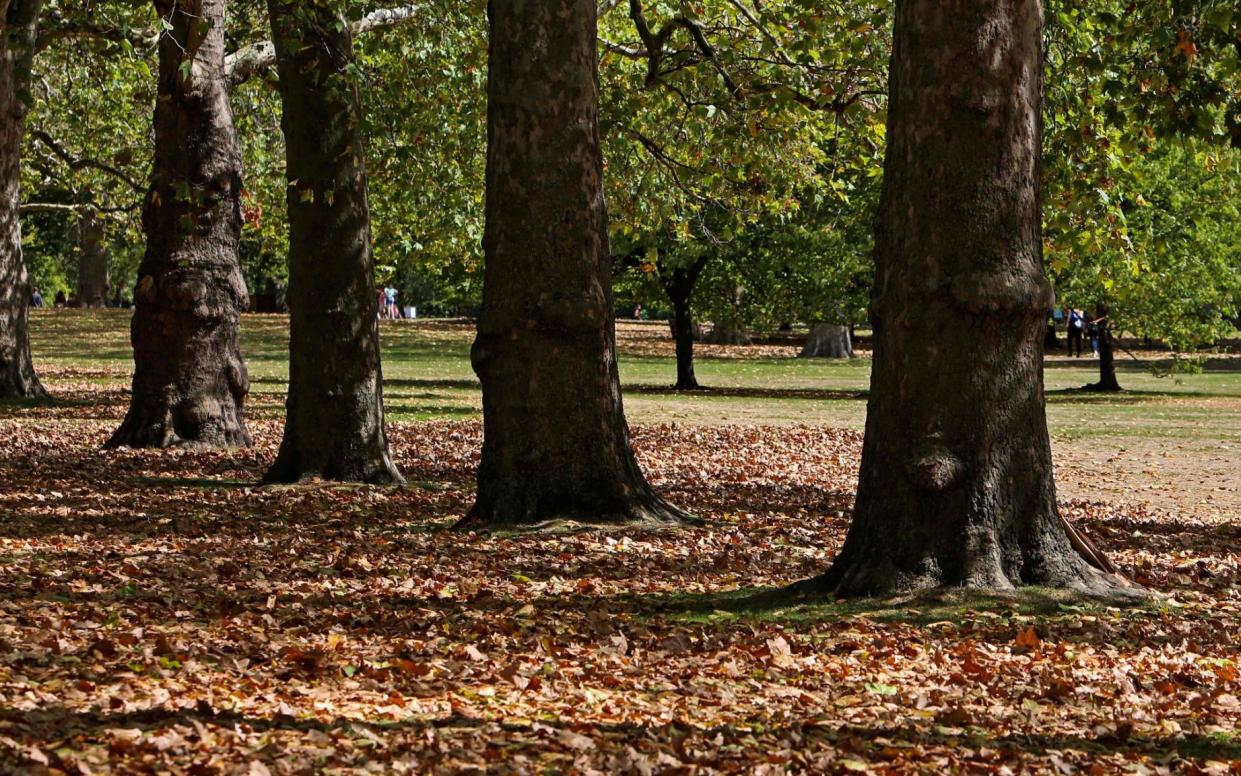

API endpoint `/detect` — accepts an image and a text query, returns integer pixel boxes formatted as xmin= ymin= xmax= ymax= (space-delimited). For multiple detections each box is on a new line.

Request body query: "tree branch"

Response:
xmin=30 ymin=130 xmax=145 ymax=193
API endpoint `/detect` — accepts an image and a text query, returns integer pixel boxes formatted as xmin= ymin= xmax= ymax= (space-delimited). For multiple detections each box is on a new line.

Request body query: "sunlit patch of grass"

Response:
xmin=22 ymin=310 xmax=1241 ymax=441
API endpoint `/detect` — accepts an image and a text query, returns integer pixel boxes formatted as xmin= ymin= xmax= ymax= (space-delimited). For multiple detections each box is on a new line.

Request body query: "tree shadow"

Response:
xmin=623 ymin=384 xmax=868 ymax=401
xmin=3 ymin=702 xmax=1237 ymax=771
xmin=632 ymin=584 xmax=1160 ymax=630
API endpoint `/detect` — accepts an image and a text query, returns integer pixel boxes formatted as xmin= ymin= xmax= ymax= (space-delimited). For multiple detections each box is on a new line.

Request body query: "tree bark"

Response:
xmin=463 ymin=0 xmax=686 ymax=527
xmin=76 ymin=210 xmax=108 ymax=307
xmin=262 ymin=0 xmax=401 ymax=485
xmin=107 ymin=0 xmax=250 ymax=449
xmin=799 ymin=324 xmax=853 ymax=359
xmin=801 ymin=0 xmax=1128 ymax=597
xmin=0 ymin=0 xmax=47 ymax=399
xmin=662 ymin=257 xmax=707 ymax=390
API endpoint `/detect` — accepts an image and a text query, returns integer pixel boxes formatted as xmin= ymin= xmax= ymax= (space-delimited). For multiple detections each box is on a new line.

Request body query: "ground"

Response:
xmin=0 ymin=310 xmax=1238 ymax=774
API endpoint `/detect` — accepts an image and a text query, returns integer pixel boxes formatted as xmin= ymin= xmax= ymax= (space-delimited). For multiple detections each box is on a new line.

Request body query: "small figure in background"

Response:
xmin=1086 ymin=315 xmax=1100 ymax=357
xmin=385 ymin=286 xmax=399 ymax=319
xmin=30 ymin=287 xmax=44 ymax=308
xmin=1066 ymin=307 xmax=1085 ymax=357
xmin=54 ymin=290 xmax=67 ymax=308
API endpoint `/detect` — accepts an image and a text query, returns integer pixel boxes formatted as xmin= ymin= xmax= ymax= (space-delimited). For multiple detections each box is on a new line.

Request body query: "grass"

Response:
xmin=26 ymin=308 xmax=1241 ymax=443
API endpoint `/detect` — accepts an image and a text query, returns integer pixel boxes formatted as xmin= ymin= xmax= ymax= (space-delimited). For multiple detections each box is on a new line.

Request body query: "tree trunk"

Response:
xmin=1085 ymin=306 xmax=1122 ymax=392
xmin=702 ymin=324 xmax=752 ymax=345
xmin=76 ymin=210 xmax=108 ymax=308
xmin=0 ymin=0 xmax=47 ymax=400
xmin=801 ymin=0 xmax=1127 ymax=597
xmin=262 ymin=0 xmax=401 ymax=485
xmin=107 ymin=0 xmax=250 ymax=449
xmin=799 ymin=324 xmax=853 ymax=359
xmin=671 ymin=293 xmax=698 ymax=389
xmin=463 ymin=0 xmax=686 ymax=528
xmin=662 ymin=257 xmax=707 ymax=390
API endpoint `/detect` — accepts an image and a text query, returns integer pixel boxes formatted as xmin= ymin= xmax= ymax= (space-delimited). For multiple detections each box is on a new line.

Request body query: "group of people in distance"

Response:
xmin=377 ymin=285 xmax=405 ymax=320
xmin=1050 ymin=306 xmax=1104 ymax=357
xmin=29 ymin=285 xmax=129 ymax=310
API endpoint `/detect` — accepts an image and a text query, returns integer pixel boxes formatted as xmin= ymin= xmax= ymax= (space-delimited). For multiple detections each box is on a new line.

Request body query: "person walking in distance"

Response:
xmin=1066 ymin=307 xmax=1085 ymax=357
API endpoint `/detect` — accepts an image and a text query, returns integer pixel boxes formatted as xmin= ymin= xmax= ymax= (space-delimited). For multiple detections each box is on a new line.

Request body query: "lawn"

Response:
xmin=27 ymin=309 xmax=1241 ymax=434
xmin=1 ymin=309 xmax=1238 ymax=773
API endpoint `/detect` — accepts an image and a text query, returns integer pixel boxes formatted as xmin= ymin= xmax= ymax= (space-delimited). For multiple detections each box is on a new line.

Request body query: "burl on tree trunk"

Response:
xmin=0 ymin=0 xmax=47 ymax=400
xmin=108 ymin=0 xmax=251 ymax=449
xmin=463 ymin=0 xmax=686 ymax=527
xmin=801 ymin=0 xmax=1130 ymax=597
xmin=262 ymin=0 xmax=401 ymax=485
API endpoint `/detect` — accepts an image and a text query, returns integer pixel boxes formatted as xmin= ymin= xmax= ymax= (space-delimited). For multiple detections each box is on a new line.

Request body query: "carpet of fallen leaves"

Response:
xmin=1 ymin=374 xmax=1240 ymax=774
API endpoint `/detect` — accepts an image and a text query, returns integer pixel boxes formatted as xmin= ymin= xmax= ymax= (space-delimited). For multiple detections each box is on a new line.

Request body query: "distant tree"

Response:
xmin=262 ymin=0 xmax=402 ymax=484
xmin=463 ymin=0 xmax=686 ymax=527
xmin=108 ymin=0 xmax=251 ymax=449
xmin=800 ymin=0 xmax=1127 ymax=596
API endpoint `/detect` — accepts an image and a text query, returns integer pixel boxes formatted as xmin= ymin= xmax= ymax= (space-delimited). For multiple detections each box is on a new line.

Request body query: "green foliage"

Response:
xmin=18 ymin=0 xmax=1241 ymax=350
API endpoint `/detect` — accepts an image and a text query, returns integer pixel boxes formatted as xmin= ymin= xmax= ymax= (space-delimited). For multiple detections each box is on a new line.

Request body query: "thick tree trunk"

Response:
xmin=1085 ymin=307 xmax=1122 ymax=392
xmin=262 ymin=0 xmax=401 ymax=485
xmin=463 ymin=0 xmax=686 ymax=527
xmin=800 ymin=324 xmax=853 ymax=359
xmin=663 ymin=258 xmax=707 ymax=390
xmin=76 ymin=210 xmax=108 ymax=307
xmin=802 ymin=0 xmax=1127 ymax=597
xmin=0 ymin=0 xmax=47 ymax=400
xmin=107 ymin=0 xmax=250 ymax=449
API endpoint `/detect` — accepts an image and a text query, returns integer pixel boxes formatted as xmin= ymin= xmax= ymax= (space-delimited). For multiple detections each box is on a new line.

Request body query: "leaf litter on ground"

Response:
xmin=0 ymin=382 xmax=1239 ymax=774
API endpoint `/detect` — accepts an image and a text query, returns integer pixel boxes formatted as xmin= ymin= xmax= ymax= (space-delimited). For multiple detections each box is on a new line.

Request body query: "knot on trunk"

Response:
xmin=907 ymin=445 xmax=965 ymax=492
xmin=949 ymin=269 xmax=1052 ymax=317
xmin=165 ymin=279 xmax=210 ymax=314
xmin=535 ymin=287 xmax=603 ymax=333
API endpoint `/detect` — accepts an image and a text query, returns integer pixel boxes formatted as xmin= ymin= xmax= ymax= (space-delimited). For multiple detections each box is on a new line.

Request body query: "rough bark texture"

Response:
xmin=76 ymin=210 xmax=108 ymax=307
xmin=108 ymin=0 xmax=250 ymax=449
xmin=0 ymin=0 xmax=47 ymax=399
xmin=464 ymin=0 xmax=686 ymax=527
xmin=662 ymin=257 xmax=707 ymax=390
xmin=803 ymin=0 xmax=1128 ymax=597
xmin=800 ymin=324 xmax=853 ymax=359
xmin=263 ymin=0 xmax=401 ymax=485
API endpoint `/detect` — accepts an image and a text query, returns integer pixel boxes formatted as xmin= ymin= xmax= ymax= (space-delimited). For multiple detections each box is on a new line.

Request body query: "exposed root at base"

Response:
xmin=789 ymin=550 xmax=1146 ymax=602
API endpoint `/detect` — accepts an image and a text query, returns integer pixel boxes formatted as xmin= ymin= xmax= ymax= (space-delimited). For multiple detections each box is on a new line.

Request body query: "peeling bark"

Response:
xmin=463 ymin=0 xmax=687 ymax=527
xmin=108 ymin=0 xmax=250 ymax=449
